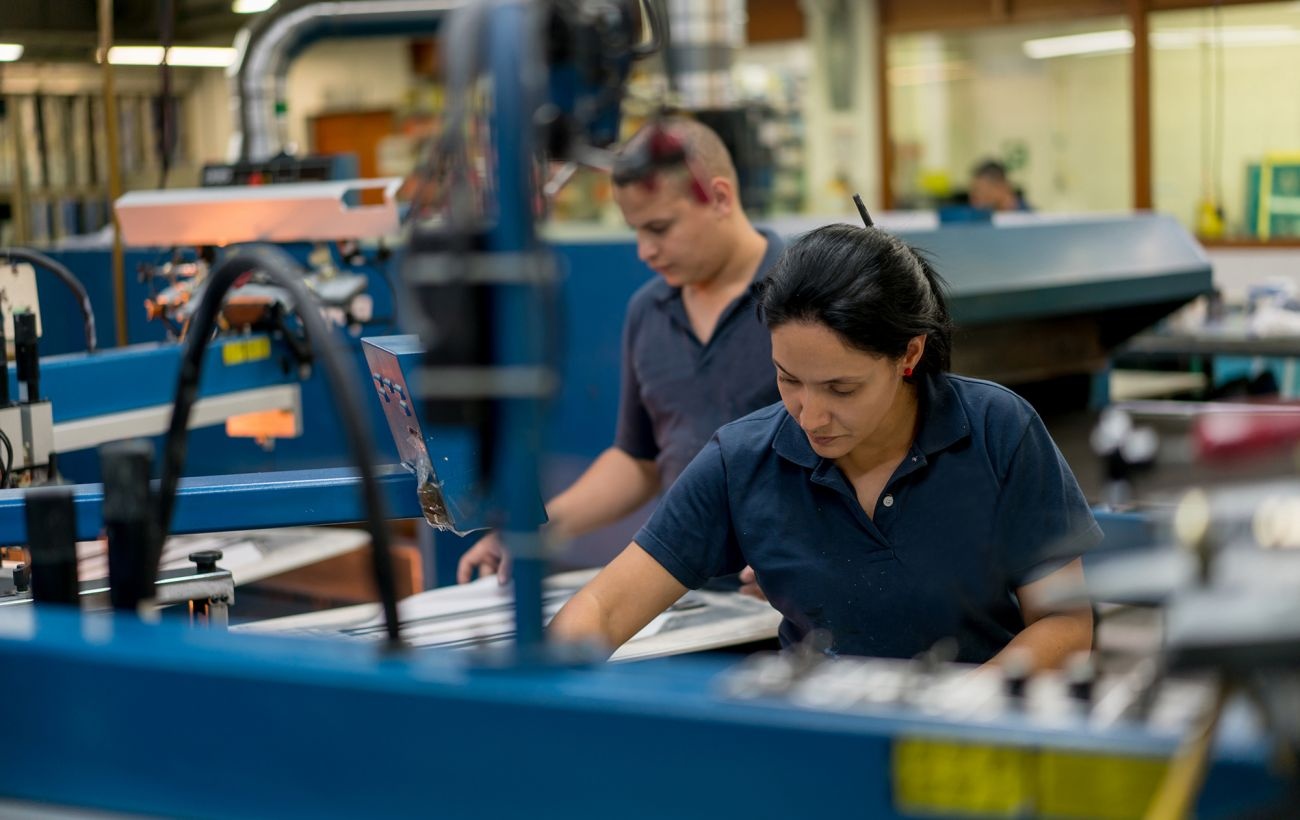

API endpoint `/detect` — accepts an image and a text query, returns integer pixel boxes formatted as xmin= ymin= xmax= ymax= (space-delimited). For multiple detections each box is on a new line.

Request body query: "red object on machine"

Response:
xmin=1193 ymin=405 xmax=1300 ymax=462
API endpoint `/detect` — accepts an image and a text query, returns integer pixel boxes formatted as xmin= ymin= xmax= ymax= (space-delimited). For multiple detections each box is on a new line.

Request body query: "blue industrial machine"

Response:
xmin=0 ymin=2 xmax=1292 ymax=818
xmin=0 ymin=231 xmax=407 ymax=482
xmin=0 ymin=603 xmax=1283 ymax=818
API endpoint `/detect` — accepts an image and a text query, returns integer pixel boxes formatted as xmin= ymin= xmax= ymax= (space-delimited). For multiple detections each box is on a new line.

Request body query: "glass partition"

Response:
xmin=887 ymin=18 xmax=1132 ymax=213
xmin=1152 ymin=2 xmax=1300 ymax=240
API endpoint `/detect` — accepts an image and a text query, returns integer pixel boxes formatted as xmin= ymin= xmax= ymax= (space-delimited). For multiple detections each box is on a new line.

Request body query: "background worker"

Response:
xmin=458 ymin=117 xmax=784 ymax=592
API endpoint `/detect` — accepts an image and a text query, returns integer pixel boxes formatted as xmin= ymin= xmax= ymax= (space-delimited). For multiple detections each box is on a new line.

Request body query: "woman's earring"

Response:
xmin=903 ymin=367 xmax=913 ymax=377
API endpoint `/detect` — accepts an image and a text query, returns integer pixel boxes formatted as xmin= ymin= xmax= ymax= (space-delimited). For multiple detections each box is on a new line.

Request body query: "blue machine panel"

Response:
xmin=0 ymin=608 xmax=1281 ymax=819
xmin=31 ymin=335 xmax=293 ymax=423
xmin=0 ymin=465 xmax=422 ymax=545
xmin=770 ymin=213 xmax=1214 ymax=325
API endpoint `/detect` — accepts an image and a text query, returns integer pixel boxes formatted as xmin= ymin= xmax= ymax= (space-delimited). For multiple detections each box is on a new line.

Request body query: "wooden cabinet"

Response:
xmin=310 ymin=109 xmax=396 ymax=180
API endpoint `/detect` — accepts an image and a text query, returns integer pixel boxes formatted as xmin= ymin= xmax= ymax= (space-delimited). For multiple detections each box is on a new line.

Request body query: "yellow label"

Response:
xmin=221 ymin=336 xmax=272 ymax=367
xmin=1037 ymin=749 xmax=1167 ymax=820
xmin=893 ymin=737 xmax=1168 ymax=819
xmin=893 ymin=738 xmax=1032 ymax=817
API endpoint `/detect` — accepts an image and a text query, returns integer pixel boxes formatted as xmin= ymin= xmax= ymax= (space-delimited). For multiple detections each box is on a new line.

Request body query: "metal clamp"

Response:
xmin=0 ymin=560 xmax=235 ymax=631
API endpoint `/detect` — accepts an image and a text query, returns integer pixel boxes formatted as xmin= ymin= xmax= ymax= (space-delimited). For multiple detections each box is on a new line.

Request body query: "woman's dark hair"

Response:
xmin=758 ymin=223 xmax=953 ymax=376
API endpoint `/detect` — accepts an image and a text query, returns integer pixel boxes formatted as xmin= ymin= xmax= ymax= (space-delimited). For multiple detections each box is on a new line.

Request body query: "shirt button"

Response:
xmin=882 ymin=494 xmax=894 ymax=508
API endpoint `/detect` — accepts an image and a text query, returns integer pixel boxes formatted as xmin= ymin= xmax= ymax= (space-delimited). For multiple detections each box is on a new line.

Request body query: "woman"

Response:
xmin=550 ymin=223 xmax=1098 ymax=667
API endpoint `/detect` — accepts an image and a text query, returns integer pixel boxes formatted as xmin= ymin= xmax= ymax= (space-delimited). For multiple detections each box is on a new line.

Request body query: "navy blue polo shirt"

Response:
xmin=615 ymin=228 xmax=785 ymax=487
xmin=634 ymin=372 xmax=1102 ymax=662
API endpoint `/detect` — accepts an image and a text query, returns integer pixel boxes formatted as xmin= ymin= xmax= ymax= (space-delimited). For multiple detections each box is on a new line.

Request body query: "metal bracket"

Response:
xmin=0 ymin=564 xmax=236 ymax=630
xmin=114 ymin=178 xmax=403 ymax=246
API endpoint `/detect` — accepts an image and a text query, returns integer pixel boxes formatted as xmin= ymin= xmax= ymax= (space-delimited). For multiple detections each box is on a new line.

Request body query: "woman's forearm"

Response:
xmin=991 ymin=609 xmax=1093 ymax=671
xmin=548 ymin=586 xmax=618 ymax=656
xmin=547 ymin=543 xmax=690 ymax=658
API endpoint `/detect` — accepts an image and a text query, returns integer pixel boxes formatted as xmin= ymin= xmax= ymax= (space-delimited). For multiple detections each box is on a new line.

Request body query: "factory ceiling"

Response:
xmin=2 ymin=0 xmax=255 ymax=63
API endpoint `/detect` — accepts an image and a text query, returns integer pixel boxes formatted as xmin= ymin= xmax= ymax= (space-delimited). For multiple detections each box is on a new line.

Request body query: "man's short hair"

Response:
xmin=611 ymin=116 xmax=739 ymax=191
xmin=972 ymin=159 xmax=1009 ymax=182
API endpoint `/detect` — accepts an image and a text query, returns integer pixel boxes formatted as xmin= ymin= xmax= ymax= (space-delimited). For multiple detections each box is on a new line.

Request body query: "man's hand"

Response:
xmin=456 ymin=532 xmax=513 ymax=585
xmin=738 ymin=565 xmax=767 ymax=602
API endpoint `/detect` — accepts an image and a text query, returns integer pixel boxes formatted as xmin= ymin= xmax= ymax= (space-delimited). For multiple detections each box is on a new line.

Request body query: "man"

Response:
xmin=457 ymin=117 xmax=783 ymax=589
xmin=968 ymin=159 xmax=1030 ymax=212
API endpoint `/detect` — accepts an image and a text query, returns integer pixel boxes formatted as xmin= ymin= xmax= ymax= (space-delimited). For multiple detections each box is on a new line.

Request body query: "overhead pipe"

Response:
xmin=228 ymin=0 xmax=466 ymax=162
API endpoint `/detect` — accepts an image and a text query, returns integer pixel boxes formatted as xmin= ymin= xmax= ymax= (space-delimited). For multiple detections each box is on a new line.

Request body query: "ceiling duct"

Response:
xmin=229 ymin=0 xmax=464 ymax=162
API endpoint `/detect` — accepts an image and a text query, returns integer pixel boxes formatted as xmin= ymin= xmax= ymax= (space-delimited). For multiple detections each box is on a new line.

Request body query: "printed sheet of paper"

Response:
xmin=236 ymin=570 xmax=783 ymax=660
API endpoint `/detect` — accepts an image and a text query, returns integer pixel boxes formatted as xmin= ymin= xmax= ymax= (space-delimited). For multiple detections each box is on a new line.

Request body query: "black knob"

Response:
xmin=1067 ymin=653 xmax=1096 ymax=704
xmin=26 ymin=486 xmax=79 ymax=606
xmin=1005 ymin=673 xmax=1027 ymax=700
xmin=12 ymin=562 xmax=29 ymax=592
xmin=14 ymin=311 xmax=40 ymax=403
xmin=1069 ymin=677 xmax=1094 ymax=703
xmin=189 ymin=550 xmax=223 ymax=573
xmin=1002 ymin=649 xmax=1032 ymax=701
xmin=102 ymin=439 xmax=157 ymax=613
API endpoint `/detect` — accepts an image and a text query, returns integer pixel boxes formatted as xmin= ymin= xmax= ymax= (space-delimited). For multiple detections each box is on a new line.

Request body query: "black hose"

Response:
xmin=0 ymin=427 xmax=12 ymax=489
xmin=0 ymin=247 xmax=98 ymax=353
xmin=155 ymin=245 xmax=403 ymax=648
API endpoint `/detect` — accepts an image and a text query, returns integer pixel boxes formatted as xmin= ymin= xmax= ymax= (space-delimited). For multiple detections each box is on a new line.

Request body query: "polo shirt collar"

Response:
xmin=651 ymin=279 xmax=679 ymax=305
xmin=653 ymin=227 xmax=782 ymax=305
xmin=914 ymin=371 xmax=971 ymax=455
xmin=772 ymin=372 xmax=971 ymax=470
xmin=773 ymin=410 xmax=820 ymax=470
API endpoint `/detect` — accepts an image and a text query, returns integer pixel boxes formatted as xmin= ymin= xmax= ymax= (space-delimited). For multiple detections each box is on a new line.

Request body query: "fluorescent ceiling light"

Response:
xmin=1023 ymin=30 xmax=1134 ymax=59
xmin=0 ymin=44 xmax=23 ymax=62
xmin=107 ymin=46 xmax=237 ymax=67
xmin=107 ymin=46 xmax=165 ymax=65
xmin=167 ymin=47 xmax=238 ymax=67
xmin=233 ymin=0 xmax=277 ymax=13
xmin=1025 ymin=25 xmax=1300 ymax=59
xmin=1152 ymin=26 xmax=1300 ymax=49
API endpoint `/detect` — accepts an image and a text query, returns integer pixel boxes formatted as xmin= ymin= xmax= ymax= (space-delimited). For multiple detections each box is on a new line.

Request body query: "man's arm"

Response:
xmin=546 ymin=446 xmax=660 ymax=538
xmin=991 ymin=558 xmax=1092 ymax=670
xmin=548 ymin=541 xmax=688 ymax=656
xmin=457 ymin=446 xmax=659 ymax=583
